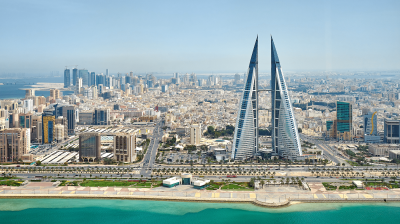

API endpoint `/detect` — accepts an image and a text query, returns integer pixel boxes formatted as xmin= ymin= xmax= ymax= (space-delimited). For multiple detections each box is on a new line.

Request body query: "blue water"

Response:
xmin=0 ymin=199 xmax=399 ymax=223
xmin=0 ymin=77 xmax=73 ymax=99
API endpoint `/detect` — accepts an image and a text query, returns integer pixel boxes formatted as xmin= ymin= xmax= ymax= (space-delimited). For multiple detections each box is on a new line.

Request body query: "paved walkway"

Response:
xmin=1 ymin=182 xmax=400 ymax=204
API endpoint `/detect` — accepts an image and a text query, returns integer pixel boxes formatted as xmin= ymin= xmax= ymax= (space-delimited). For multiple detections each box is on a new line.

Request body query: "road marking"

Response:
xmin=249 ymin=193 xmax=256 ymax=199
xmin=322 ymin=194 xmax=326 ymax=198
xmin=70 ymin=191 xmax=75 ymax=194
xmin=313 ymin=194 xmax=318 ymax=199
xmin=214 ymin=193 xmax=220 ymax=198
xmin=363 ymin=194 xmax=373 ymax=198
xmin=195 ymin=193 xmax=201 ymax=197
xmin=59 ymin=191 xmax=63 ymax=194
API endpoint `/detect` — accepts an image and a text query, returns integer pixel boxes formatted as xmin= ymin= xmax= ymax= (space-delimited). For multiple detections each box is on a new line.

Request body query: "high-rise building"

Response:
xmin=79 ymin=69 xmax=89 ymax=86
xmin=54 ymin=124 xmax=64 ymax=143
xmin=106 ymin=69 xmax=109 ymax=76
xmin=114 ymin=132 xmax=137 ymax=163
xmin=54 ymin=104 xmax=78 ymax=135
xmin=190 ymin=124 xmax=201 ymax=145
xmin=50 ymin=89 xmax=61 ymax=99
xmin=363 ymin=111 xmax=380 ymax=143
xmin=90 ymin=72 xmax=96 ymax=87
xmin=42 ymin=111 xmax=55 ymax=144
xmin=31 ymin=115 xmax=42 ymax=143
xmin=189 ymin=73 xmax=197 ymax=84
xmin=23 ymin=99 xmax=33 ymax=113
xmin=234 ymin=73 xmax=241 ymax=84
xmin=384 ymin=120 xmax=400 ymax=143
xmin=232 ymin=37 xmax=258 ymax=160
xmin=76 ymin=78 xmax=82 ymax=94
xmin=162 ymin=85 xmax=168 ymax=93
xmin=25 ymin=89 xmax=35 ymax=98
xmin=271 ymin=37 xmax=302 ymax=160
xmin=79 ymin=133 xmax=101 ymax=162
xmin=94 ymin=108 xmax=110 ymax=125
xmin=336 ymin=101 xmax=353 ymax=141
xmin=91 ymin=86 xmax=98 ymax=99
xmin=19 ymin=113 xmax=32 ymax=129
xmin=0 ymin=128 xmax=30 ymax=162
xmin=55 ymin=116 xmax=68 ymax=140
xmin=9 ymin=113 xmax=18 ymax=128
xmin=72 ymin=68 xmax=78 ymax=86
xmin=64 ymin=68 xmax=71 ymax=88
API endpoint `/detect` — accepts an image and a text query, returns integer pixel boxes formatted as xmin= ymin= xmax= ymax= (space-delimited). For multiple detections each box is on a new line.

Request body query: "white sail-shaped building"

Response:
xmin=271 ymin=37 xmax=302 ymax=160
xmin=231 ymin=37 xmax=259 ymax=160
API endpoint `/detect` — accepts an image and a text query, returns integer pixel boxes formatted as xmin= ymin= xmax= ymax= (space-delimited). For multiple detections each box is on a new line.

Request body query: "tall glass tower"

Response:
xmin=231 ymin=37 xmax=258 ymax=160
xmin=72 ymin=68 xmax=78 ymax=86
xmin=64 ymin=68 xmax=70 ymax=88
xmin=79 ymin=69 xmax=89 ymax=86
xmin=271 ymin=37 xmax=302 ymax=160
xmin=336 ymin=101 xmax=352 ymax=140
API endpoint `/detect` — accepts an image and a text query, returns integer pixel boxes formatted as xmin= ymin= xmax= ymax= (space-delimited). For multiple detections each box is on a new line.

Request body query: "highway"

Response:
xmin=300 ymin=134 xmax=350 ymax=166
xmin=139 ymin=119 xmax=164 ymax=177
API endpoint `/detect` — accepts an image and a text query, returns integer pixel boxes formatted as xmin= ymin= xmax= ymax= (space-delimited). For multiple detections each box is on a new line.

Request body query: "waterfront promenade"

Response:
xmin=2 ymin=182 xmax=400 ymax=207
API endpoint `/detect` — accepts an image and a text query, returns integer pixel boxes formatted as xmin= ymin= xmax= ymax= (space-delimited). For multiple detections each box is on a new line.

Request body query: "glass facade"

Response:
xmin=326 ymin=121 xmax=333 ymax=131
xmin=80 ymin=136 xmax=97 ymax=157
xmin=384 ymin=120 xmax=400 ymax=143
xmin=42 ymin=114 xmax=55 ymax=144
xmin=271 ymin=37 xmax=302 ymax=160
xmin=72 ymin=68 xmax=78 ymax=86
xmin=182 ymin=178 xmax=191 ymax=185
xmin=363 ymin=111 xmax=377 ymax=136
xmin=79 ymin=69 xmax=89 ymax=86
xmin=64 ymin=69 xmax=70 ymax=88
xmin=336 ymin=101 xmax=352 ymax=133
xmin=231 ymin=37 xmax=258 ymax=160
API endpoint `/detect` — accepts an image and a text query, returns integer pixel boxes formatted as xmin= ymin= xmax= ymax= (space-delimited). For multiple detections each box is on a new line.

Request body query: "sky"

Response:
xmin=0 ymin=0 xmax=399 ymax=75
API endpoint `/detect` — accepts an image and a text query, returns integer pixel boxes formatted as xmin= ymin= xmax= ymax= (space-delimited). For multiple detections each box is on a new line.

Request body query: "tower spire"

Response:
xmin=232 ymin=37 xmax=259 ymax=160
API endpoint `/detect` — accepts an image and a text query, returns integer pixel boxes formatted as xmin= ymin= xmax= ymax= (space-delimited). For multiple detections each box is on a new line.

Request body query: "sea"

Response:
xmin=0 ymin=77 xmax=74 ymax=100
xmin=0 ymin=199 xmax=399 ymax=224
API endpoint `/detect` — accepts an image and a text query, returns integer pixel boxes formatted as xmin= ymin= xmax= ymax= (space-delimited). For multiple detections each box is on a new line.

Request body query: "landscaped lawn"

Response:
xmin=206 ymin=183 xmax=220 ymax=190
xmin=80 ymin=180 xmax=132 ymax=187
xmin=0 ymin=180 xmax=22 ymax=186
xmin=338 ymin=185 xmax=356 ymax=190
xmin=59 ymin=181 xmax=79 ymax=186
xmin=221 ymin=183 xmax=253 ymax=191
xmin=0 ymin=177 xmax=17 ymax=180
xmin=322 ymin=182 xmax=336 ymax=190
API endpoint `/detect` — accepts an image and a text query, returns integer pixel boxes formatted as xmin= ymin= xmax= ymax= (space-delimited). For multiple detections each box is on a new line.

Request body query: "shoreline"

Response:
xmin=1 ymin=194 xmax=399 ymax=208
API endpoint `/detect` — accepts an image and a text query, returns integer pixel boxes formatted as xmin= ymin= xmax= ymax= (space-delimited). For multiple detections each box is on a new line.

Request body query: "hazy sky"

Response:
xmin=0 ymin=0 xmax=399 ymax=75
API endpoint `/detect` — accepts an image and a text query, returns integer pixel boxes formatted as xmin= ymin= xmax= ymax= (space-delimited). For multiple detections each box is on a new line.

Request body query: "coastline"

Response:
xmin=1 ymin=193 xmax=399 ymax=208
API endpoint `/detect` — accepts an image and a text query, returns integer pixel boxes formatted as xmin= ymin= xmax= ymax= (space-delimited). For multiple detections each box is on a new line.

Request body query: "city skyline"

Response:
xmin=0 ymin=0 xmax=399 ymax=74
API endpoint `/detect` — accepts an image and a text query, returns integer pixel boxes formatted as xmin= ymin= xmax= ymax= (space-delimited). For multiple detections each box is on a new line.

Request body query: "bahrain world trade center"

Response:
xmin=232 ymin=37 xmax=302 ymax=161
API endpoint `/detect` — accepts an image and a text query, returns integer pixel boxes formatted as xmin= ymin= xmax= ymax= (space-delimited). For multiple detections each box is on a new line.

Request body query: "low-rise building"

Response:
xmin=389 ymin=150 xmax=400 ymax=160
xmin=369 ymin=144 xmax=400 ymax=157
xmin=163 ymin=177 xmax=181 ymax=188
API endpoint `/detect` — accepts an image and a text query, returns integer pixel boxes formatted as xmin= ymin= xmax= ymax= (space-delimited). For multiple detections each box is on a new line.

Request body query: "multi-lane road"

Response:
xmin=139 ymin=120 xmax=164 ymax=177
xmin=300 ymin=134 xmax=349 ymax=166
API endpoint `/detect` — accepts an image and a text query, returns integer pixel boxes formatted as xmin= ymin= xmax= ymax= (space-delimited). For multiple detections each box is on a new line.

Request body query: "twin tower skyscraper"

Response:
xmin=231 ymin=37 xmax=302 ymax=161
